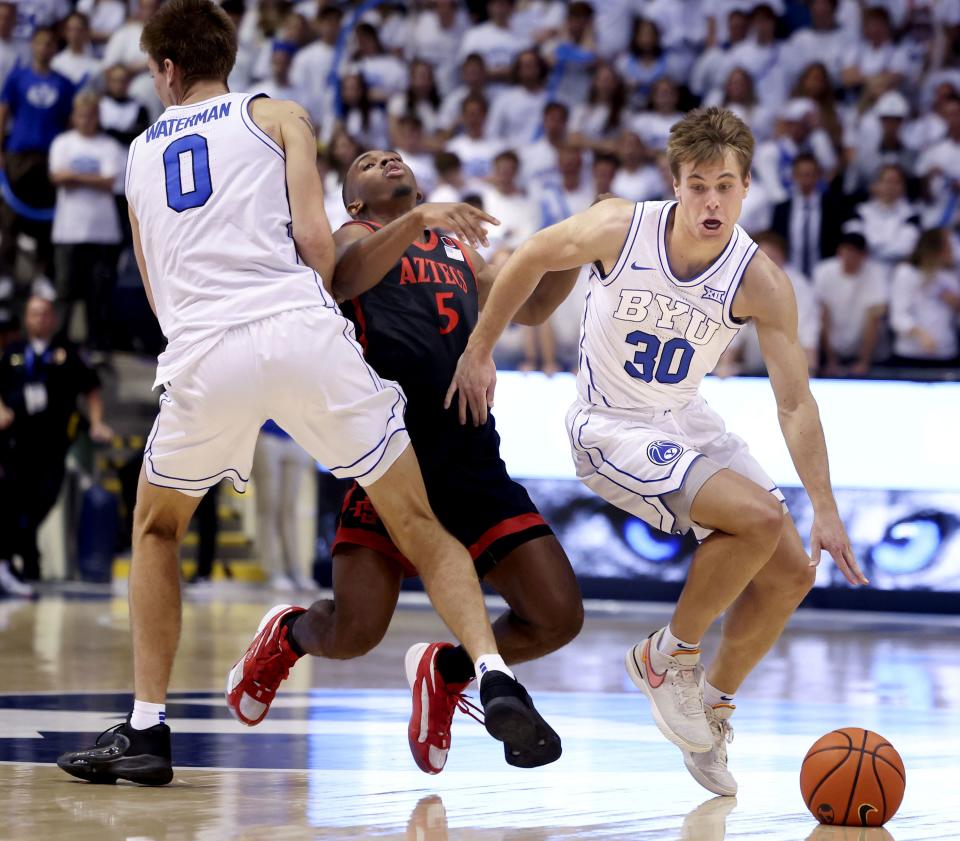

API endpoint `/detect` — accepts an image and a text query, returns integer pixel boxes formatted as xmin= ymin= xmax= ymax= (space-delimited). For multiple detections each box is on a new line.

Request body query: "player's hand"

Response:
xmin=444 ymin=344 xmax=496 ymax=426
xmin=0 ymin=403 xmax=13 ymax=430
xmin=417 ymin=203 xmax=499 ymax=249
xmin=810 ymin=509 xmax=868 ymax=586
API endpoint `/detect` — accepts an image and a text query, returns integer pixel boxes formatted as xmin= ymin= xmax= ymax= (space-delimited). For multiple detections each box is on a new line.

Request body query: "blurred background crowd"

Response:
xmin=0 ymin=0 xmax=959 ymax=595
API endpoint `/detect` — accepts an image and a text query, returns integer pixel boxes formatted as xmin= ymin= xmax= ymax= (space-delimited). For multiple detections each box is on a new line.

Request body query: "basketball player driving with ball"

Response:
xmin=446 ymin=106 xmax=869 ymax=797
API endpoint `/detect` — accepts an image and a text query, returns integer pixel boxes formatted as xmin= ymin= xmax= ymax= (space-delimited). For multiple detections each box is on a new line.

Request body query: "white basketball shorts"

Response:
xmin=567 ymin=395 xmax=785 ymax=540
xmin=144 ymin=307 xmax=409 ymax=497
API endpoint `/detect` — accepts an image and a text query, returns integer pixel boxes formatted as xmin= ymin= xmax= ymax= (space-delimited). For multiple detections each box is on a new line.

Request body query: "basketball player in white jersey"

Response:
xmin=56 ymin=0 xmax=557 ymax=786
xmin=447 ymin=107 xmax=869 ymax=795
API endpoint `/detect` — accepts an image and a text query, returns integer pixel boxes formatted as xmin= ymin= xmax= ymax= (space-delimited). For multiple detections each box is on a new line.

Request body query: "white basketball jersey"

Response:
xmin=577 ymin=200 xmax=758 ymax=411
xmin=126 ymin=92 xmax=333 ymax=387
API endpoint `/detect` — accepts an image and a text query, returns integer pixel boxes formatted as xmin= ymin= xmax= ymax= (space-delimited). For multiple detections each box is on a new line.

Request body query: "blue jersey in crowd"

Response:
xmin=0 ymin=65 xmax=74 ymax=153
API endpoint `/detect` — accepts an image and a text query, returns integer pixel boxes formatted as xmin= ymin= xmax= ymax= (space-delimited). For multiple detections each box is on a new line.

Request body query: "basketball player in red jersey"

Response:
xmin=264 ymin=150 xmax=585 ymax=773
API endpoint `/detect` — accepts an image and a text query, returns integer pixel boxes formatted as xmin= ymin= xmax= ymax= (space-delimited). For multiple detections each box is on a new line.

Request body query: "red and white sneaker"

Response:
xmin=405 ymin=642 xmax=481 ymax=774
xmin=226 ymin=604 xmax=304 ymax=726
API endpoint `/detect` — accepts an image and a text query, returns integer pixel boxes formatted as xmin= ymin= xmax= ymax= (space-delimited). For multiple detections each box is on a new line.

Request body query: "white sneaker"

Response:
xmin=625 ymin=632 xmax=712 ymax=753
xmin=291 ymin=573 xmax=317 ymax=592
xmin=268 ymin=574 xmax=296 ymax=592
xmin=0 ymin=562 xmax=35 ymax=599
xmin=682 ymin=705 xmax=738 ymax=796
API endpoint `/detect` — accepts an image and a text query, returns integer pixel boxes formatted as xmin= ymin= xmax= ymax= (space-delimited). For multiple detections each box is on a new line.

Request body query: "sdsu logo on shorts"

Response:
xmin=647 ymin=440 xmax=682 ymax=466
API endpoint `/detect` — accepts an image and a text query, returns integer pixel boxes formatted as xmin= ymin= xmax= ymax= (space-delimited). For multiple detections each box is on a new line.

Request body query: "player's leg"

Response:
xmin=672 ymin=469 xmax=785 ymax=644
xmin=706 ymin=515 xmax=814 ymax=693
xmin=483 ymin=535 xmax=584 ymax=665
xmin=287 ymin=544 xmax=402 ymax=659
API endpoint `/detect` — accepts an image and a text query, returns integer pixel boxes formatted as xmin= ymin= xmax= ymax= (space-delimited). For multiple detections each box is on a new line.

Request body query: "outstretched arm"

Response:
xmin=445 ymin=197 xmax=633 ymax=425
xmin=738 ymin=251 xmax=868 ymax=586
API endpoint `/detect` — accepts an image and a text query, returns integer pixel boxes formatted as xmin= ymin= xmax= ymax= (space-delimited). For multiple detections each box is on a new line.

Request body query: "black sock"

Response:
xmin=435 ymin=645 xmax=475 ymax=685
xmin=282 ymin=614 xmax=306 ymax=657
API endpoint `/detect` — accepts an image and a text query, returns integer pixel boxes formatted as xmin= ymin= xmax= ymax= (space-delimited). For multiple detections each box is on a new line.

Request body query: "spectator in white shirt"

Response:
xmin=630 ymin=77 xmax=684 ymax=153
xmin=755 ymin=97 xmax=839 ymax=204
xmin=511 ymin=0 xmax=566 ymax=45
xmin=479 ymin=149 xmax=536 ymax=259
xmin=346 ymin=22 xmax=408 ymax=104
xmin=889 ymin=228 xmax=960 ymax=366
xmin=704 ymin=65 xmax=775 ymax=142
xmin=790 ymin=61 xmax=845 ymax=153
xmin=457 ymin=0 xmax=530 ymax=86
xmin=392 ymin=115 xmax=438 ymax=197
xmin=916 ymin=97 xmax=960 ymax=215
xmin=841 ymin=6 xmax=915 ymax=98
xmin=76 ymin=0 xmax=126 ymax=53
xmin=102 ymin=0 xmax=154 ymax=77
xmin=48 ymin=91 xmax=122 ymax=352
xmin=726 ymin=3 xmax=789 ymax=110
xmin=428 ymin=150 xmax=471 ymax=204
xmin=445 ymin=93 xmax=504 ymax=181
xmin=322 ymin=130 xmax=362 ymax=232
xmin=408 ymin=0 xmax=469 ymax=96
xmin=615 ymin=17 xmax=686 ymax=110
xmin=845 ymin=90 xmax=916 ymax=192
xmin=327 ymin=73 xmax=389 ymax=150
xmin=690 ymin=6 xmax=750 ymax=100
xmin=852 ymin=164 xmax=921 ymax=268
xmin=610 ymin=130 xmax=662 ymax=202
xmin=388 ymin=58 xmax=443 ymax=148
xmin=99 ymin=63 xmax=147 ymax=148
xmin=51 ymin=12 xmax=99 ymax=87
xmin=717 ymin=230 xmax=820 ymax=376
xmin=814 ymin=231 xmax=889 ymax=376
xmin=438 ymin=52 xmax=488 ymax=135
xmin=487 ymin=48 xmax=549 ymax=145
xmin=254 ymin=43 xmax=305 ymax=104
xmin=0 ymin=3 xmax=24 ymax=90
xmin=289 ymin=5 xmax=341 ymax=126
xmin=518 ymin=100 xmax=568 ymax=187
xmin=569 ymin=61 xmax=628 ymax=154
xmin=786 ymin=0 xmax=848 ymax=87
xmin=534 ymin=144 xmax=594 ymax=229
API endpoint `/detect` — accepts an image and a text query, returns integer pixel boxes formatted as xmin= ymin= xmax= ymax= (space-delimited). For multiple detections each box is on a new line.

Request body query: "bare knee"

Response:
xmin=739 ymin=493 xmax=784 ymax=551
xmin=516 ymin=596 xmax=584 ymax=653
xmin=133 ymin=503 xmax=190 ymax=545
xmin=325 ymin=618 xmax=388 ymax=660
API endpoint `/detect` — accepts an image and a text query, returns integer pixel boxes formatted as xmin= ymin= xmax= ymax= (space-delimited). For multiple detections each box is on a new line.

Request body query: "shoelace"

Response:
xmin=251 ymin=634 xmax=300 ymax=688
xmin=94 ymin=722 xmax=126 ymax=745
xmin=438 ymin=692 xmax=484 ymax=736
xmin=669 ymin=664 xmax=706 ymax=717
xmin=707 ymin=712 xmax=734 ymax=765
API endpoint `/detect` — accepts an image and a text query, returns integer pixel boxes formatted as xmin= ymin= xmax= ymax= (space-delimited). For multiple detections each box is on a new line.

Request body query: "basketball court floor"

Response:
xmin=1 ymin=589 xmax=957 ymax=840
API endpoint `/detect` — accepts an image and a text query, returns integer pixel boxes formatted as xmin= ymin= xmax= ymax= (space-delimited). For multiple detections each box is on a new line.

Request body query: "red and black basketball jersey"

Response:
xmin=339 ymin=220 xmax=479 ymax=411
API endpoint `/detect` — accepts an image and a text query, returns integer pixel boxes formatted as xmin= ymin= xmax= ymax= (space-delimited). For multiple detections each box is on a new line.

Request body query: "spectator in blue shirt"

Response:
xmin=0 ymin=26 xmax=74 ymax=287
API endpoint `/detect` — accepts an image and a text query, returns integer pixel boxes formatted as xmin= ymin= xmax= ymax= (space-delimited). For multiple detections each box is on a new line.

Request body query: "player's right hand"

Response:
xmin=444 ymin=343 xmax=497 ymax=426
xmin=417 ymin=203 xmax=499 ymax=250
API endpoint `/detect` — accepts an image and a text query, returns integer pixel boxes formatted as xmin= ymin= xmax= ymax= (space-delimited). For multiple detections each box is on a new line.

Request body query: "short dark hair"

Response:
xmin=434 ymin=151 xmax=462 ymax=176
xmin=494 ymin=149 xmax=519 ymax=167
xmin=792 ymin=152 xmax=820 ymax=171
xmin=462 ymin=92 xmax=489 ymax=113
xmin=543 ymin=101 xmax=569 ymax=119
xmin=141 ymin=0 xmax=237 ymax=89
xmin=753 ymin=230 xmax=788 ymax=253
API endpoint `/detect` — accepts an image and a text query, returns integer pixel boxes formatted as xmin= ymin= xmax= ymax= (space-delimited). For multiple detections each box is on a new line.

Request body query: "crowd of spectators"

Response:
xmin=0 ymin=0 xmax=957 ymax=376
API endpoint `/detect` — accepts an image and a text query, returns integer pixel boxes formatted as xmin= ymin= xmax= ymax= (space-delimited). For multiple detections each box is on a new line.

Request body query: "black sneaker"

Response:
xmin=56 ymin=720 xmax=173 ymax=785
xmin=479 ymin=672 xmax=562 ymax=768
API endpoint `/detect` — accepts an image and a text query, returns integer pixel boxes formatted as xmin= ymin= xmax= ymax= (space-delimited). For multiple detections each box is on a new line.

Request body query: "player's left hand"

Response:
xmin=444 ymin=345 xmax=496 ymax=426
xmin=90 ymin=421 xmax=114 ymax=444
xmin=810 ymin=510 xmax=868 ymax=586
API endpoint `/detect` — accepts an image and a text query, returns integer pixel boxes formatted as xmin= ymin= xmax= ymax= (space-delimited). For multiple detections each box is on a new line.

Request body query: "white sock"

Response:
xmin=703 ymin=680 xmax=735 ymax=709
xmin=651 ymin=625 xmax=700 ymax=671
xmin=129 ymin=700 xmax=166 ymax=730
xmin=474 ymin=653 xmax=514 ymax=683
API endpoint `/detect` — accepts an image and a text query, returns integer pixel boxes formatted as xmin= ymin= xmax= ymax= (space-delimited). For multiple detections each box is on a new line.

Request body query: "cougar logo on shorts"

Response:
xmin=647 ymin=440 xmax=682 ymax=466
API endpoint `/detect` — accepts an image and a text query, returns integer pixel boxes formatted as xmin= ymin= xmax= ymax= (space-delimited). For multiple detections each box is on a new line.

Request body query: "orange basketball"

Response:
xmin=800 ymin=728 xmax=905 ymax=827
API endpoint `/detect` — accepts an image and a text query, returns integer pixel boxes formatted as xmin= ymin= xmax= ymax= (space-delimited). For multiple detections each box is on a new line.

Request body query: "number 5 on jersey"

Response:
xmin=435 ymin=292 xmax=459 ymax=335
xmin=164 ymin=134 xmax=213 ymax=212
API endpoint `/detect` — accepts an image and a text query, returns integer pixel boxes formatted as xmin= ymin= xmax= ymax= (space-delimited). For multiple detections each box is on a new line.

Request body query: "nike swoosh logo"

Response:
xmin=858 ymin=804 xmax=877 ymax=826
xmin=631 ymin=262 xmax=654 ymax=271
xmin=641 ymin=641 xmax=667 ymax=689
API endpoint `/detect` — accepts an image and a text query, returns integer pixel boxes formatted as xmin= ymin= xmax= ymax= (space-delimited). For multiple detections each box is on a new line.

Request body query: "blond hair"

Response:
xmin=666 ymin=106 xmax=754 ymax=182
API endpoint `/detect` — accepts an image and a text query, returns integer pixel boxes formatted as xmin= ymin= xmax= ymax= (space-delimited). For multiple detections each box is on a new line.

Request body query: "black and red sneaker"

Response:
xmin=226 ymin=604 xmax=304 ymax=726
